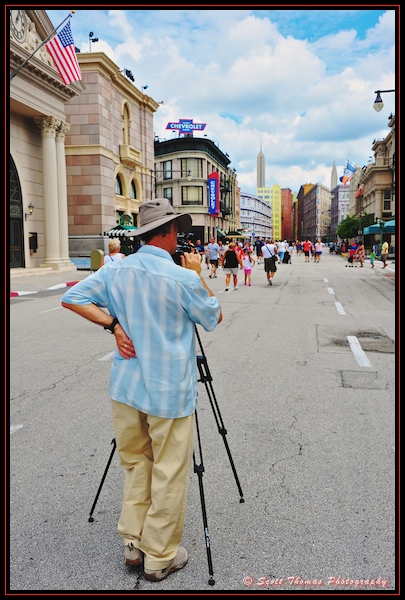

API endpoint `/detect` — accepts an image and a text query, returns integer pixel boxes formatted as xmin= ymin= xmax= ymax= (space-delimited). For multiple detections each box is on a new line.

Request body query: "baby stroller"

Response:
xmin=283 ymin=250 xmax=291 ymax=264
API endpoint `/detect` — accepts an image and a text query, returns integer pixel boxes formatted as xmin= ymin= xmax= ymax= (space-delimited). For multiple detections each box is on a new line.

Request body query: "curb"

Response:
xmin=10 ymin=280 xmax=80 ymax=297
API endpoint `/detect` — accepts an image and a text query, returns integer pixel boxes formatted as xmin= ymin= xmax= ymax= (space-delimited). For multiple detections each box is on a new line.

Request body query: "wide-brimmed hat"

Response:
xmin=124 ymin=199 xmax=192 ymax=238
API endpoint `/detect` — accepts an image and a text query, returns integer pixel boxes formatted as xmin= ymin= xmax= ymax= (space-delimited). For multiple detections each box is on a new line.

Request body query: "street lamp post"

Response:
xmin=373 ymin=89 xmax=395 ymax=112
xmin=88 ymin=32 xmax=98 ymax=52
xmin=150 ymin=169 xmax=192 ymax=200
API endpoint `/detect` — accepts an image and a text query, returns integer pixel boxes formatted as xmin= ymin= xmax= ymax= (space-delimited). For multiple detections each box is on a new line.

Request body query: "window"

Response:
xmin=123 ymin=104 xmax=130 ymax=145
xmin=130 ymin=180 xmax=136 ymax=199
xmin=115 ymin=175 xmax=123 ymax=195
xmin=383 ymin=189 xmax=391 ymax=212
xmin=163 ymin=160 xmax=172 ymax=180
xmin=181 ymin=186 xmax=203 ymax=206
xmin=182 ymin=158 xmax=202 ymax=178
xmin=163 ymin=188 xmax=173 ymax=204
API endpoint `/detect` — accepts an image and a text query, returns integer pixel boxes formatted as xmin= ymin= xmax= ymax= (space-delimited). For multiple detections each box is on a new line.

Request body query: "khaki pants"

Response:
xmin=111 ymin=400 xmax=194 ymax=570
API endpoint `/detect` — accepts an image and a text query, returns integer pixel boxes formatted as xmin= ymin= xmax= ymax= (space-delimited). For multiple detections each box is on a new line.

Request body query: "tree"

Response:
xmin=337 ymin=213 xmax=374 ymax=240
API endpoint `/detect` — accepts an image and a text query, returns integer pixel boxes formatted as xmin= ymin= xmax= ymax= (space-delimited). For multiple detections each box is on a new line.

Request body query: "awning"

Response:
xmin=216 ymin=227 xmax=227 ymax=236
xmin=103 ymin=225 xmax=138 ymax=237
xmin=225 ymin=229 xmax=249 ymax=239
xmin=363 ymin=218 xmax=395 ymax=235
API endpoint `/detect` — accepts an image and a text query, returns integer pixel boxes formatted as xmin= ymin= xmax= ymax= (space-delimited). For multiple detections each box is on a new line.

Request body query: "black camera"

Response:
xmin=172 ymin=233 xmax=195 ymax=265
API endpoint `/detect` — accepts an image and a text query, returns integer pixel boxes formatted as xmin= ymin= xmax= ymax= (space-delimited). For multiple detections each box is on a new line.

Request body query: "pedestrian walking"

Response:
xmin=242 ymin=248 xmax=255 ymax=286
xmin=207 ymin=237 xmax=220 ymax=278
xmin=218 ymin=240 xmax=226 ymax=269
xmin=61 ymin=199 xmax=222 ymax=583
xmin=381 ymin=240 xmax=389 ymax=268
xmin=194 ymin=239 xmax=205 ymax=260
xmin=260 ymin=239 xmax=278 ymax=285
xmin=204 ymin=242 xmax=211 ymax=270
xmin=277 ymin=240 xmax=286 ymax=264
xmin=223 ymin=242 xmax=242 ymax=291
xmin=103 ymin=239 xmax=126 ymax=264
xmin=356 ymin=240 xmax=365 ymax=267
xmin=255 ymin=237 xmax=263 ymax=264
xmin=369 ymin=248 xmax=376 ymax=268
xmin=302 ymin=239 xmax=311 ymax=263
xmin=314 ymin=239 xmax=324 ymax=263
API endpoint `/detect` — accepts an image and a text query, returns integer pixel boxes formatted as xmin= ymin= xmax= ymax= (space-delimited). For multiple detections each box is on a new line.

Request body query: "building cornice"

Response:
xmin=77 ymin=52 xmax=160 ymax=112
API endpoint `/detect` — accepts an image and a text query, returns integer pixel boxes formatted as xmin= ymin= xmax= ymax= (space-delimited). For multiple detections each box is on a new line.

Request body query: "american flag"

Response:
xmin=46 ymin=21 xmax=82 ymax=86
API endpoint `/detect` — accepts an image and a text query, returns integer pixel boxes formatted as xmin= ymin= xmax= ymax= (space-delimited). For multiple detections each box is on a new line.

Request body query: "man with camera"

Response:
xmin=61 ymin=199 xmax=222 ymax=582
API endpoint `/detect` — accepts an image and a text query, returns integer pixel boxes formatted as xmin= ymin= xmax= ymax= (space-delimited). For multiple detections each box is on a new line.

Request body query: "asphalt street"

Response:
xmin=8 ymin=251 xmax=397 ymax=594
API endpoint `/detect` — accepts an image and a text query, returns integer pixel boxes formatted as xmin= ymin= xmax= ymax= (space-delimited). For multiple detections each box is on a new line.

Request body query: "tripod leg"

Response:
xmin=194 ymin=410 xmax=215 ymax=586
xmin=196 ymin=346 xmax=244 ymax=503
xmin=88 ymin=438 xmax=116 ymax=522
xmin=204 ymin=376 xmax=244 ymax=503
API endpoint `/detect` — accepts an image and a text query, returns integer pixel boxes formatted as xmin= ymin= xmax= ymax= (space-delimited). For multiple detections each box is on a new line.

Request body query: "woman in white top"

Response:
xmin=314 ymin=239 xmax=324 ymax=263
xmin=103 ymin=239 xmax=126 ymax=264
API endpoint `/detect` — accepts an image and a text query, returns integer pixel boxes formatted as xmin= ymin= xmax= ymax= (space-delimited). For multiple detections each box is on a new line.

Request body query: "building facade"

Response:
xmin=330 ymin=183 xmax=351 ymax=241
xmin=10 ymin=9 xmax=82 ymax=272
xmin=239 ymin=193 xmax=272 ymax=242
xmin=154 ymin=136 xmax=240 ymax=243
xmin=354 ymin=114 xmax=395 ymax=250
xmin=256 ymin=143 xmax=265 ymax=188
xmin=280 ymin=188 xmax=293 ymax=241
xmin=256 ymin=185 xmax=282 ymax=240
xmin=297 ymin=183 xmax=331 ymax=241
xmin=64 ymin=51 xmax=159 ymax=260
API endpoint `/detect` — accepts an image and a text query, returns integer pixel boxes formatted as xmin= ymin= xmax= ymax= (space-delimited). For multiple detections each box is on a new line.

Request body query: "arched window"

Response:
xmin=115 ymin=175 xmax=123 ymax=195
xmin=130 ymin=180 xmax=136 ymax=199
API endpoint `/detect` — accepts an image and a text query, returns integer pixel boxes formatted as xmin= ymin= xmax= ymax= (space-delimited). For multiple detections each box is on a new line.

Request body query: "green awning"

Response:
xmin=363 ymin=218 xmax=395 ymax=235
xmin=103 ymin=225 xmax=138 ymax=237
xmin=216 ymin=227 xmax=227 ymax=236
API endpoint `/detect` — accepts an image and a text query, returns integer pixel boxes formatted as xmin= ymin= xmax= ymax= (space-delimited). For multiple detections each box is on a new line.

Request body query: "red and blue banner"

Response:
xmin=208 ymin=172 xmax=219 ymax=216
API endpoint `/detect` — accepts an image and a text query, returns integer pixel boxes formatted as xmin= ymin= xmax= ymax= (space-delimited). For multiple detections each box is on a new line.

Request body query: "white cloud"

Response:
xmin=54 ymin=8 xmax=396 ymax=193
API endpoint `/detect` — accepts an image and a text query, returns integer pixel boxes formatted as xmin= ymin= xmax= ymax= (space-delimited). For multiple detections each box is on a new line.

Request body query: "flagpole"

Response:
xmin=10 ymin=11 xmax=75 ymax=82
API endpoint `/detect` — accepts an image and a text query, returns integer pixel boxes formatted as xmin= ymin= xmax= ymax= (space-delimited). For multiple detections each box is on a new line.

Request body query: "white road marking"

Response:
xmin=10 ymin=424 xmax=24 ymax=434
xmin=99 ymin=352 xmax=114 ymax=361
xmin=47 ymin=283 xmax=67 ymax=290
xmin=40 ymin=306 xmax=63 ymax=313
xmin=335 ymin=302 xmax=346 ymax=315
xmin=327 ymin=287 xmax=335 ymax=294
xmin=347 ymin=336 xmax=372 ymax=368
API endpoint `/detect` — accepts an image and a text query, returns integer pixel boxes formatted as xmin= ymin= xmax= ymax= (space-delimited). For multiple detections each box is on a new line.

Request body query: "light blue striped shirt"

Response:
xmin=61 ymin=245 xmax=221 ymax=418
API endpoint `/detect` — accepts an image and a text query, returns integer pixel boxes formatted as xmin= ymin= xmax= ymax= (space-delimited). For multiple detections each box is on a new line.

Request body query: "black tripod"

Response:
xmin=88 ymin=326 xmax=244 ymax=585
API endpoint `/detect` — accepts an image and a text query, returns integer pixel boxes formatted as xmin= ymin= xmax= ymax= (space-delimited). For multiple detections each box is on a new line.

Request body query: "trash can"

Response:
xmin=90 ymin=249 xmax=104 ymax=272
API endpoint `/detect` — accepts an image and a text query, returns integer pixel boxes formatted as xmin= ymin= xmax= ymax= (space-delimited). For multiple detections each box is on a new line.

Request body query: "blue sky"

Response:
xmin=47 ymin=7 xmax=397 ymax=195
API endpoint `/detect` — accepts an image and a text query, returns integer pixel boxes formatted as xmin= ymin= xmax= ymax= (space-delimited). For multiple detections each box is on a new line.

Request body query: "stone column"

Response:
xmin=35 ymin=117 xmax=76 ymax=271
xmin=56 ymin=121 xmax=75 ymax=266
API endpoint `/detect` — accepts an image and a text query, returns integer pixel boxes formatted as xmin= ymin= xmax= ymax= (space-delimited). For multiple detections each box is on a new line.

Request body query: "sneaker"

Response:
xmin=208 ymin=274 xmax=212 ymax=278
xmin=213 ymin=275 xmax=217 ymax=278
xmin=249 ymin=283 xmax=251 ymax=286
xmin=144 ymin=547 xmax=188 ymax=582
xmin=233 ymin=286 xmax=238 ymax=290
xmin=225 ymin=288 xmax=229 ymax=292
xmin=125 ymin=543 xmax=143 ymax=567
xmin=268 ymin=280 xmax=272 ymax=285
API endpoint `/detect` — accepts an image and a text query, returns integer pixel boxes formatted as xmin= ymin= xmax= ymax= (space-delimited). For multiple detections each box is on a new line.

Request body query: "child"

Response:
xmin=369 ymin=249 xmax=376 ymax=268
xmin=243 ymin=249 xmax=256 ymax=286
